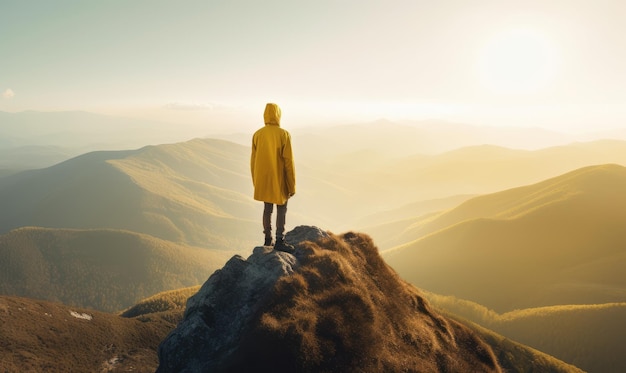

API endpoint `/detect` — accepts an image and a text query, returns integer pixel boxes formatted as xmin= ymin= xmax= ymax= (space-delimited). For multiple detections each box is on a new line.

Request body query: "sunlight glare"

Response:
xmin=478 ymin=29 xmax=558 ymax=95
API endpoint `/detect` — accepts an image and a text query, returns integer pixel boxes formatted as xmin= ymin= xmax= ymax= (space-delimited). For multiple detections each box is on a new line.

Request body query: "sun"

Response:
xmin=477 ymin=29 xmax=558 ymax=95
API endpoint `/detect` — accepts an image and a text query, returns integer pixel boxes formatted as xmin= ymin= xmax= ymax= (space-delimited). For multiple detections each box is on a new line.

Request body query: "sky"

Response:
xmin=1 ymin=0 xmax=626 ymax=133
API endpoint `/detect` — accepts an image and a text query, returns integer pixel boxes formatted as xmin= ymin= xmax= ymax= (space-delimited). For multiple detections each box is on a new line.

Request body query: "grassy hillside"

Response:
xmin=380 ymin=158 xmax=626 ymax=247
xmin=129 ymin=283 xmax=582 ymax=372
xmin=120 ymin=277 xmax=583 ymax=373
xmin=107 ymin=138 xmax=262 ymax=247
xmin=0 ymin=286 xmax=583 ymax=373
xmin=0 ymin=295 xmax=176 ymax=373
xmin=3 ymin=135 xmax=626 ymax=239
xmin=0 ymin=227 xmax=228 ymax=312
xmin=383 ymin=164 xmax=626 ymax=312
xmin=445 ymin=313 xmax=584 ymax=373
xmin=0 ymin=138 xmax=260 ymax=249
xmin=490 ymin=303 xmax=626 ymax=373
xmin=428 ymin=293 xmax=626 ymax=373
xmin=120 ymin=285 xmax=200 ymax=318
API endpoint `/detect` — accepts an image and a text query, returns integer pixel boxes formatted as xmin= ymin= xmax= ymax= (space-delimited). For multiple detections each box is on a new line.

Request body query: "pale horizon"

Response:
xmin=2 ymin=1 xmax=626 ymax=134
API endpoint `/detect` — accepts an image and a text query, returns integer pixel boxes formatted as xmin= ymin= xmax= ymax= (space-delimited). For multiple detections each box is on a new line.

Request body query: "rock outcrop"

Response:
xmin=157 ymin=226 xmax=501 ymax=372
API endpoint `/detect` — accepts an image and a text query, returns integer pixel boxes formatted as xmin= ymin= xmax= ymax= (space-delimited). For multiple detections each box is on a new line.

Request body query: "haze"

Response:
xmin=3 ymin=2 xmax=626 ymax=371
xmin=2 ymin=0 xmax=626 ymax=136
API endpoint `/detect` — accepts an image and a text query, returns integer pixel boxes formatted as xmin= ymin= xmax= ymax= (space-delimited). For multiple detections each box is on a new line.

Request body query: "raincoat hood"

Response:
xmin=264 ymin=103 xmax=281 ymax=126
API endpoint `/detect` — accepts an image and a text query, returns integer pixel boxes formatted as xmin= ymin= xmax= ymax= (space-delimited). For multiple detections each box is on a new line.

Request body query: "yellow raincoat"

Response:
xmin=250 ymin=103 xmax=296 ymax=205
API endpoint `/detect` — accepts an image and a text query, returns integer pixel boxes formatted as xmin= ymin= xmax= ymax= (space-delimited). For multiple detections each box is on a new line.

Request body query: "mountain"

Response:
xmin=4 ymin=110 xmax=626 ymax=228
xmin=0 ymin=110 xmax=207 ymax=152
xmin=361 ymin=140 xmax=626 ymax=250
xmin=0 ymin=145 xmax=76 ymax=171
xmin=367 ymin=142 xmax=626 ymax=249
xmin=0 ymin=295 xmax=175 ymax=373
xmin=428 ymin=293 xmax=626 ymax=373
xmin=0 ymin=138 xmax=260 ymax=249
xmin=1 ymin=111 xmax=578 ymax=158
xmin=157 ymin=226 xmax=502 ymax=372
xmin=0 ymin=227 xmax=227 ymax=312
xmin=223 ymin=119 xmax=575 ymax=161
xmin=362 ymin=140 xmax=626 ymax=210
xmin=4 ymin=117 xmax=626 ymax=235
xmin=356 ymin=194 xmax=476 ymax=241
xmin=0 ymin=255 xmax=582 ymax=373
xmin=295 ymin=139 xmax=626 ymax=231
xmin=383 ymin=164 xmax=626 ymax=312
xmin=156 ymin=225 xmax=582 ymax=373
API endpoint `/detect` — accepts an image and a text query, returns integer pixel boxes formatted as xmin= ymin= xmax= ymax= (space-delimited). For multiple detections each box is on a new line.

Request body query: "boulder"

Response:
xmin=157 ymin=225 xmax=501 ymax=372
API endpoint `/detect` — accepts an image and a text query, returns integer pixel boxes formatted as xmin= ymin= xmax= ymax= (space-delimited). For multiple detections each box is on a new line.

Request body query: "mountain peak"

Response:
xmin=157 ymin=226 xmax=501 ymax=372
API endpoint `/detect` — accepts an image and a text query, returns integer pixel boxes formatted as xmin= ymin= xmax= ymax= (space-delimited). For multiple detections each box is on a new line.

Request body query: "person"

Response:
xmin=250 ymin=103 xmax=296 ymax=253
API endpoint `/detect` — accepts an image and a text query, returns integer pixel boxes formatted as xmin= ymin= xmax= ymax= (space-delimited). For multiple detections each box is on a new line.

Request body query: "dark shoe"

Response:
xmin=274 ymin=239 xmax=295 ymax=254
xmin=264 ymin=236 xmax=273 ymax=246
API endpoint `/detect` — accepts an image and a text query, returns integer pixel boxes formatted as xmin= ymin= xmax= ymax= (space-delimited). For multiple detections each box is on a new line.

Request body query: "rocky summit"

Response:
xmin=156 ymin=226 xmax=501 ymax=373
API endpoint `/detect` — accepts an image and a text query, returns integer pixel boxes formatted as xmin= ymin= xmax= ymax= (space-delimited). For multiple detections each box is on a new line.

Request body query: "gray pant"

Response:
xmin=263 ymin=201 xmax=287 ymax=240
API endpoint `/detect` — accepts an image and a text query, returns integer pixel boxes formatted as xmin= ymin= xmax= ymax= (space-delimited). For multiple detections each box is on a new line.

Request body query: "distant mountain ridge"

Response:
xmin=363 ymin=140 xmax=626 ymax=207
xmin=3 ymin=117 xmax=626 ymax=234
xmin=0 ymin=145 xmax=75 ymax=170
xmin=384 ymin=164 xmax=626 ymax=312
xmin=0 ymin=110 xmax=205 ymax=151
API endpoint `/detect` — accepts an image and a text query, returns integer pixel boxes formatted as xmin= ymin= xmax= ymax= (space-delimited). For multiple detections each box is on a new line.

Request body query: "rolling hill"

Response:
xmin=428 ymin=293 xmax=626 ymax=373
xmin=219 ymin=120 xmax=626 ymax=229
xmin=0 ymin=138 xmax=260 ymax=249
xmin=383 ymin=164 xmax=626 ymax=312
xmin=450 ymin=314 xmax=585 ymax=373
xmin=0 ymin=227 xmax=228 ymax=312
xmin=3 ymin=126 xmax=626 ymax=237
xmin=298 ymin=139 xmax=626 ymax=231
xmin=0 ymin=295 xmax=177 ymax=373
xmin=485 ymin=303 xmax=626 ymax=373
xmin=362 ymin=140 xmax=626 ymax=211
